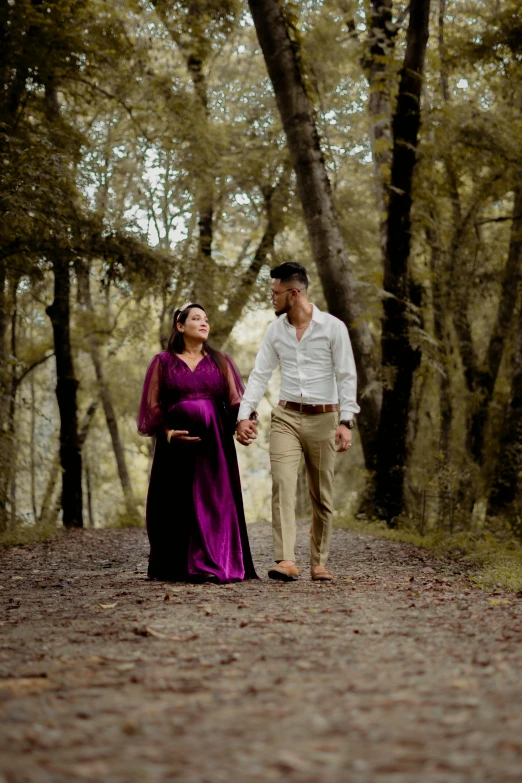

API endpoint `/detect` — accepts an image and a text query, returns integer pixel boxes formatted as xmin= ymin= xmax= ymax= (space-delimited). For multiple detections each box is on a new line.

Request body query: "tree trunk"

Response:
xmin=427 ymin=221 xmax=454 ymax=524
xmin=364 ymin=0 xmax=396 ymax=255
xmin=185 ymin=17 xmax=215 ymax=312
xmin=488 ymin=309 xmax=522 ymax=516
xmin=30 ymin=363 xmax=37 ymax=521
xmin=85 ymin=456 xmax=95 ymax=528
xmin=46 ymin=256 xmax=83 ymax=528
xmin=194 ymin=186 xmax=215 ymax=313
xmin=433 ymin=0 xmax=453 ymax=520
xmin=437 ymin=0 xmax=450 ymax=102
xmin=8 ymin=276 xmax=19 ymax=527
xmin=211 ymin=224 xmax=273 ymax=349
xmin=469 ymin=181 xmax=522 ymax=464
xmin=0 ymin=260 xmax=8 ymax=531
xmin=39 ymin=400 xmax=97 ymax=526
xmin=78 ymin=263 xmax=140 ymax=523
xmin=374 ymin=0 xmax=431 ymax=524
xmin=89 ymin=345 xmax=140 ymax=522
xmin=212 ymin=169 xmax=290 ymax=348
xmin=248 ymin=0 xmax=381 ymax=470
xmin=151 ymin=0 xmax=217 ymax=319
xmin=0 ymin=11 xmax=31 ymax=529
xmin=39 ymin=452 xmax=60 ymax=527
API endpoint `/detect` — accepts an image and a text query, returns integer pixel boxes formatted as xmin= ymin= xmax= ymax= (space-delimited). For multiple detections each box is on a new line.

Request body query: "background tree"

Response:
xmin=3 ymin=0 xmax=522 ymax=540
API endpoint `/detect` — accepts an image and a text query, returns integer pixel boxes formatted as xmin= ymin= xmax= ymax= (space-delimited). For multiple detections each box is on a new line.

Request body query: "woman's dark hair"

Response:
xmin=270 ymin=262 xmax=309 ymax=290
xmin=167 ymin=303 xmax=229 ymax=383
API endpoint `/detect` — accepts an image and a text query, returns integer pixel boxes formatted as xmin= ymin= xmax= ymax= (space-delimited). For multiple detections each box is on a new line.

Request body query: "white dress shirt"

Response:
xmin=237 ymin=305 xmax=360 ymax=421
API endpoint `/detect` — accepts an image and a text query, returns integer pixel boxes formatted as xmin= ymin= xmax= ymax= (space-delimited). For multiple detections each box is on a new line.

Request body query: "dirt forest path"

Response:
xmin=1 ymin=522 xmax=522 ymax=783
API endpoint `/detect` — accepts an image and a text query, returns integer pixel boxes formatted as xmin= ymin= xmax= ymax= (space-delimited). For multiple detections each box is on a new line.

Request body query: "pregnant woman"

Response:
xmin=137 ymin=303 xmax=257 ymax=583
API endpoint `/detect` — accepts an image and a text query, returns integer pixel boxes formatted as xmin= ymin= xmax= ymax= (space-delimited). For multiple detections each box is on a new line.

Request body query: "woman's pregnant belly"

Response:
xmin=167 ymin=399 xmax=217 ymax=440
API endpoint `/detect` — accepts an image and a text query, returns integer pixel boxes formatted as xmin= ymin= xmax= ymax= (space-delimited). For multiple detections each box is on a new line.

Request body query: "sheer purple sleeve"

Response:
xmin=223 ymin=354 xmax=245 ymax=420
xmin=137 ymin=354 xmax=165 ymax=436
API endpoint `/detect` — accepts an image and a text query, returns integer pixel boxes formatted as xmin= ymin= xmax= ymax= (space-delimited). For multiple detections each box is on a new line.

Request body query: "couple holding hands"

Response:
xmin=138 ymin=262 xmax=359 ymax=584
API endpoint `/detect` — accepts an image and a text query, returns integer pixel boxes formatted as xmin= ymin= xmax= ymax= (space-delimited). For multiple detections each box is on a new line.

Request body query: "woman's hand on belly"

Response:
xmin=166 ymin=429 xmax=202 ymax=443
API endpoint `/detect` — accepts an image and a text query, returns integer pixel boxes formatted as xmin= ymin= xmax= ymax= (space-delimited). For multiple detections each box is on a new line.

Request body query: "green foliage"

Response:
xmin=0 ymin=520 xmax=61 ymax=550
xmin=2 ymin=0 xmax=522 ymax=539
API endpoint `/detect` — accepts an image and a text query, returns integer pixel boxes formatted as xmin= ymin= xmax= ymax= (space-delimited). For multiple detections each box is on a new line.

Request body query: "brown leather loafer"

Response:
xmin=311 ymin=565 xmax=334 ymax=582
xmin=268 ymin=563 xmax=299 ymax=581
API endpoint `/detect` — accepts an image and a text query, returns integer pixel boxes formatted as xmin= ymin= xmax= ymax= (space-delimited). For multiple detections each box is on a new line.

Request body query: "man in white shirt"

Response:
xmin=236 ymin=262 xmax=360 ymax=582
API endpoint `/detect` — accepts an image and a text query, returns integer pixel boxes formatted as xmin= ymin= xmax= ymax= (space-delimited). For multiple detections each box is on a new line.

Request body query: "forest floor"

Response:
xmin=1 ymin=522 xmax=522 ymax=783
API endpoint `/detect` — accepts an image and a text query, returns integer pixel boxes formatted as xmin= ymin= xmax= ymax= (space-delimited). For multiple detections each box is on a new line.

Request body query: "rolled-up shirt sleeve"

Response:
xmin=237 ymin=323 xmax=279 ymax=421
xmin=330 ymin=319 xmax=360 ymax=420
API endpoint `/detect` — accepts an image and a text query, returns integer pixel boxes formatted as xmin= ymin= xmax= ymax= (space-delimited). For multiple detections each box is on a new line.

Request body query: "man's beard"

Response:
xmin=274 ymin=301 xmax=291 ymax=317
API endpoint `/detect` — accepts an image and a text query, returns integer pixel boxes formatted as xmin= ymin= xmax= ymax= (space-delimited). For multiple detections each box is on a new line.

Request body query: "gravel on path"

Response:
xmin=1 ymin=521 xmax=521 ymax=783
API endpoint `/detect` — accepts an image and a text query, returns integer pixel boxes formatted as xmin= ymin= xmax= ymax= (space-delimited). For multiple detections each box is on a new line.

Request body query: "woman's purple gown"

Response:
xmin=137 ymin=351 xmax=258 ymax=583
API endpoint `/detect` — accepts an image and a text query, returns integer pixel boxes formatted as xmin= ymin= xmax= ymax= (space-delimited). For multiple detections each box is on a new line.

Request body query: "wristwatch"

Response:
xmin=339 ymin=419 xmax=355 ymax=429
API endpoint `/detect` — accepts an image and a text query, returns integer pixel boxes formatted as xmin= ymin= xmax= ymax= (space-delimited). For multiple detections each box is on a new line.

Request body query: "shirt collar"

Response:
xmin=283 ymin=304 xmax=324 ymax=326
xmin=311 ymin=304 xmax=325 ymax=323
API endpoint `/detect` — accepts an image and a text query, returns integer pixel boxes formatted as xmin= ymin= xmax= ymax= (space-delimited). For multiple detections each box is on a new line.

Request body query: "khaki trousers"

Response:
xmin=269 ymin=405 xmax=338 ymax=566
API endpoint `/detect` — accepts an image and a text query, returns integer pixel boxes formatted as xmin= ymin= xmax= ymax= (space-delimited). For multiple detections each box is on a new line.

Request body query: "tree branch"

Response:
xmin=15 ymin=351 xmax=55 ymax=389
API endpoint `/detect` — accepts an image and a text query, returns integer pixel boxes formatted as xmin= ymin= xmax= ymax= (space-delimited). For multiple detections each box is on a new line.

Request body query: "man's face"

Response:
xmin=270 ymin=279 xmax=294 ymax=316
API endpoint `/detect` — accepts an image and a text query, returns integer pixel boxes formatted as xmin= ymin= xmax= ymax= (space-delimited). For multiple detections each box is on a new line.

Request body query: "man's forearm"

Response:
xmin=237 ymin=375 xmax=266 ymax=420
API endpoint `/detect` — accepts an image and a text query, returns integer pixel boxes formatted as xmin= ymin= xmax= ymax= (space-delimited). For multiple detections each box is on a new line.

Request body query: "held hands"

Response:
xmin=166 ymin=430 xmax=201 ymax=443
xmin=335 ymin=424 xmax=352 ymax=452
xmin=236 ymin=419 xmax=258 ymax=446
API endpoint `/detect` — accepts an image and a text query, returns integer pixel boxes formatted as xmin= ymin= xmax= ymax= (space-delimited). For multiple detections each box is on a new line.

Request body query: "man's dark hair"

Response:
xmin=270 ymin=262 xmax=309 ymax=290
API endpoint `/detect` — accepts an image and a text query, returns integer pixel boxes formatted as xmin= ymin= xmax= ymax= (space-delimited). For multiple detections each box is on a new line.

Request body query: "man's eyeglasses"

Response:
xmin=270 ymin=288 xmax=303 ymax=300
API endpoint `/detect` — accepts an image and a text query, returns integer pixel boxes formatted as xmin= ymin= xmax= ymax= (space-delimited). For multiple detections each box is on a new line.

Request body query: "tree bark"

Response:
xmin=374 ymin=0 xmax=431 ymax=524
xmin=427 ymin=220 xmax=454 ymax=524
xmin=8 ymin=276 xmax=18 ymax=526
xmin=30 ymin=360 xmax=37 ymax=521
xmin=46 ymin=256 xmax=83 ymax=528
xmin=0 ymin=260 xmax=8 ymax=532
xmin=488 ymin=308 xmax=522 ymax=516
xmin=437 ymin=0 xmax=450 ymax=102
xmin=85 ymin=456 xmax=95 ymax=528
xmin=248 ymin=0 xmax=381 ymax=470
xmin=469 ymin=182 xmax=522 ymax=464
xmin=40 ymin=401 xmax=97 ymax=527
xmin=38 ymin=452 xmax=61 ymax=528
xmin=432 ymin=0 xmax=454 ymax=523
xmin=364 ymin=0 xmax=396 ymax=255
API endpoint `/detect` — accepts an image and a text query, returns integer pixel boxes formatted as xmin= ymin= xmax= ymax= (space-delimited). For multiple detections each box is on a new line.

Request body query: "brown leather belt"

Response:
xmin=279 ymin=400 xmax=339 ymax=415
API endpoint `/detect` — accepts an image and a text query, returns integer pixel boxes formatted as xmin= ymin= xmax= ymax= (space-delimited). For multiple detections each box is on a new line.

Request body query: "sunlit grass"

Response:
xmin=105 ymin=510 xmax=145 ymax=529
xmin=0 ymin=521 xmax=61 ymax=549
xmin=335 ymin=516 xmax=522 ymax=593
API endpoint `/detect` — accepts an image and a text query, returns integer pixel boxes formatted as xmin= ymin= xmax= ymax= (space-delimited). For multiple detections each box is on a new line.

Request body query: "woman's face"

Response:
xmin=178 ymin=307 xmax=210 ymax=343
